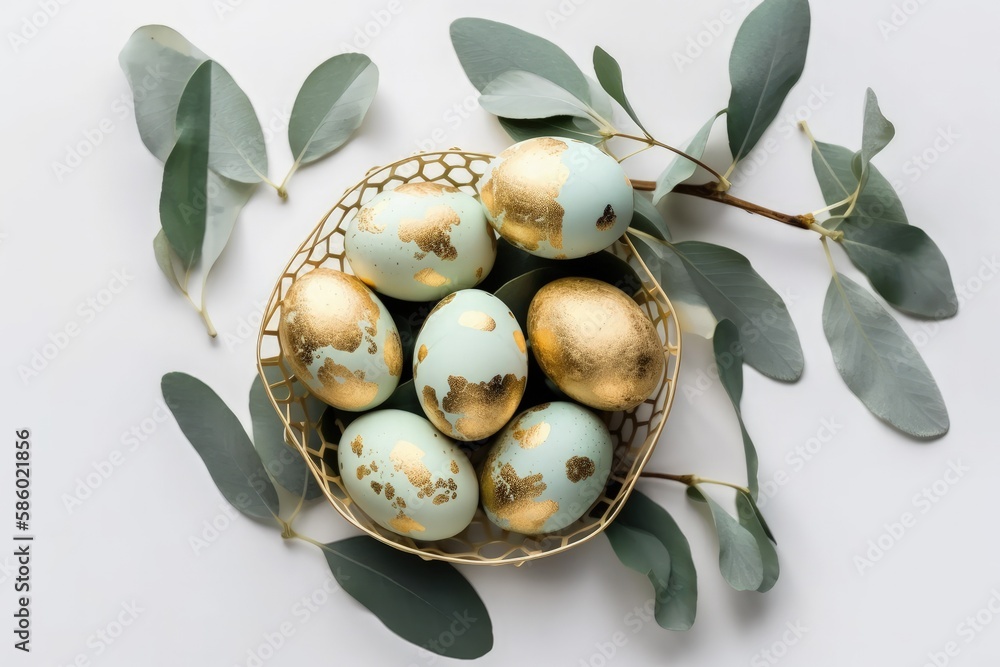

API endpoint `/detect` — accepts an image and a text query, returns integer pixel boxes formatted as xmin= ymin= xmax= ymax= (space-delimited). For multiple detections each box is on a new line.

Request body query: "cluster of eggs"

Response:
xmin=277 ymin=137 xmax=665 ymax=542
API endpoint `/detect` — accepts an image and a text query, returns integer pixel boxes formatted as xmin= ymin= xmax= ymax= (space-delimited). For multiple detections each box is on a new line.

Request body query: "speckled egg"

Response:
xmin=480 ymin=402 xmax=613 ymax=535
xmin=345 ymin=182 xmax=498 ymax=301
xmin=477 ymin=136 xmax=634 ymax=259
xmin=528 ymin=277 xmax=664 ymax=411
xmin=414 ymin=289 xmax=528 ymax=441
xmin=338 ymin=410 xmax=478 ymax=541
xmin=278 ymin=268 xmax=401 ymax=411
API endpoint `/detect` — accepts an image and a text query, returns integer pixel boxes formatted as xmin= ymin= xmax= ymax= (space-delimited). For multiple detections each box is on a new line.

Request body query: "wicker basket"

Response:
xmin=256 ymin=149 xmax=680 ymax=565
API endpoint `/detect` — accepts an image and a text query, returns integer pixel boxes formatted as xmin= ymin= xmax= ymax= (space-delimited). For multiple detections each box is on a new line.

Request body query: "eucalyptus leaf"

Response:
xmin=288 ymin=53 xmax=378 ymax=167
xmin=175 ymin=60 xmax=267 ymax=184
xmin=735 ymin=492 xmax=779 ymax=592
xmin=593 ymin=46 xmax=647 ymax=134
xmin=480 ymin=70 xmax=598 ymax=121
xmin=822 ymin=273 xmax=949 ymax=437
xmin=727 ymin=0 xmax=811 ymax=163
xmin=854 ymin=88 xmax=895 ymax=181
xmin=161 ymin=372 xmax=280 ymax=522
xmin=118 ymin=25 xmax=208 ymax=161
xmin=810 ymin=141 xmax=956 ymax=317
xmin=631 ymin=191 xmax=671 ymax=241
xmin=671 ymin=241 xmax=803 ymax=380
xmin=629 ymin=235 xmax=717 ymax=338
xmin=321 ymin=536 xmax=493 ymax=658
xmin=450 ymin=18 xmax=592 ymax=104
xmin=614 ymin=491 xmax=697 ymax=630
xmin=249 ymin=371 xmax=323 ymax=501
xmin=498 ymin=115 xmax=604 ymax=145
xmin=153 ymin=229 xmax=184 ymax=291
xmin=584 ymin=75 xmax=615 ymax=124
xmin=606 ymin=522 xmax=673 ymax=620
xmin=713 ymin=320 xmax=758 ymax=499
xmin=687 ymin=486 xmax=764 ymax=591
xmin=654 ymin=110 xmax=725 ymax=203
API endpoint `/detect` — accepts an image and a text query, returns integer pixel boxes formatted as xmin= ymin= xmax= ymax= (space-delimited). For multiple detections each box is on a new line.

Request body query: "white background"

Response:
xmin=3 ymin=0 xmax=999 ymax=665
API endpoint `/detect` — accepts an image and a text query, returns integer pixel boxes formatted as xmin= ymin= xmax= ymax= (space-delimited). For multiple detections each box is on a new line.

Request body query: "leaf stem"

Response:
xmin=639 ymin=471 xmax=751 ymax=495
xmin=276 ymin=161 xmax=300 ymax=200
xmin=181 ymin=292 xmax=218 ymax=338
xmin=614 ymin=132 xmax=731 ymax=190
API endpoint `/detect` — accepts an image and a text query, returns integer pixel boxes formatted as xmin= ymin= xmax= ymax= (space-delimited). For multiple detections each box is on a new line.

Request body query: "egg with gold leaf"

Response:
xmin=480 ymin=402 xmax=613 ymax=535
xmin=345 ymin=182 xmax=498 ymax=301
xmin=278 ymin=268 xmax=402 ymax=411
xmin=338 ymin=409 xmax=479 ymax=541
xmin=528 ymin=276 xmax=664 ymax=411
xmin=477 ymin=136 xmax=633 ymax=259
xmin=414 ymin=289 xmax=528 ymax=441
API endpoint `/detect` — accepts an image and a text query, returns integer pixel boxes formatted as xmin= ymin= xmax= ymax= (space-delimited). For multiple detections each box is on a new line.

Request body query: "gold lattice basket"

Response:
xmin=256 ymin=149 xmax=681 ymax=565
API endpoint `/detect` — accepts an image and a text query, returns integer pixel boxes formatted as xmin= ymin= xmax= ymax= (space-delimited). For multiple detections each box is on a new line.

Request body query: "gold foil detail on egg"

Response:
xmin=482 ymin=462 xmax=559 ymax=534
xmin=389 ymin=512 xmax=425 ymax=534
xmin=350 ymin=435 xmax=363 ymax=457
xmin=356 ymin=464 xmax=372 ymax=480
xmin=479 ymin=137 xmax=569 ymax=252
xmin=450 ymin=460 xmax=460 ymax=474
xmin=513 ymin=421 xmax=551 ymax=449
xmin=442 ymin=374 xmax=527 ymax=440
xmin=389 ymin=440 xmax=434 ymax=496
xmin=421 ymin=386 xmax=453 ymax=436
xmin=317 ymin=360 xmax=380 ymax=410
xmin=595 ymin=204 xmax=617 ymax=231
xmin=384 ymin=483 xmax=395 ymax=500
xmin=383 ymin=329 xmax=403 ymax=377
xmin=417 ymin=345 xmax=428 ymax=363
xmin=414 ymin=267 xmax=451 ymax=287
xmin=396 ymin=182 xmax=459 ymax=196
xmin=512 ymin=330 xmax=527 ymax=354
xmin=566 ymin=456 xmax=596 ymax=482
xmin=398 ymin=205 xmax=462 ymax=260
xmin=371 ymin=481 xmax=383 ymax=494
xmin=458 ymin=311 xmax=496 ymax=331
xmin=527 ymin=276 xmax=664 ymax=411
xmin=355 ymin=198 xmax=388 ymax=233
xmin=429 ymin=292 xmax=456 ymax=316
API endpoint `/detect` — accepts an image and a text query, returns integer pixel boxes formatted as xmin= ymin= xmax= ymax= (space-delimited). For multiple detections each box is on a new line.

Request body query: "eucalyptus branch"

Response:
xmin=639 ymin=471 xmax=751 ymax=495
xmin=615 ymin=132 xmax=731 ymax=189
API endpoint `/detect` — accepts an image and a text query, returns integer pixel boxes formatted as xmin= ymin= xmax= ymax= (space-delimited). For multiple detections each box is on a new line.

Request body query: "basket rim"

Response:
xmin=255 ymin=148 xmax=681 ymax=566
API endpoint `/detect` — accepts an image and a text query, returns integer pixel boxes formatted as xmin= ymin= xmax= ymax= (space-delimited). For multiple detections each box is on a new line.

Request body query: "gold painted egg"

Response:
xmin=278 ymin=268 xmax=402 ymax=411
xmin=413 ymin=289 xmax=528 ymax=441
xmin=477 ymin=136 xmax=634 ymax=259
xmin=338 ymin=409 xmax=479 ymax=541
xmin=345 ymin=182 xmax=497 ymax=301
xmin=527 ymin=277 xmax=664 ymax=411
xmin=480 ymin=402 xmax=613 ymax=535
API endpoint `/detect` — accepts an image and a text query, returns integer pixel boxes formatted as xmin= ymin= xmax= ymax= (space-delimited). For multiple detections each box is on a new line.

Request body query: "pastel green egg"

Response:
xmin=338 ymin=410 xmax=479 ymax=541
xmin=413 ymin=289 xmax=529 ymax=441
xmin=477 ymin=136 xmax=634 ymax=259
xmin=278 ymin=268 xmax=401 ymax=411
xmin=480 ymin=401 xmax=613 ymax=535
xmin=345 ymin=182 xmax=498 ymax=301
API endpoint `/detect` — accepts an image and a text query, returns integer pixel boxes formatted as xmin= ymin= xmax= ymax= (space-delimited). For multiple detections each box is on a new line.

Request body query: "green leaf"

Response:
xmin=631 ymin=191 xmax=671 ymax=241
xmin=671 ymin=241 xmax=803 ymax=380
xmin=687 ymin=486 xmax=764 ymax=591
xmin=153 ymin=229 xmax=183 ymax=291
xmin=854 ymin=88 xmax=895 ymax=181
xmin=727 ymin=0 xmax=811 ymax=163
xmin=288 ymin=53 xmax=378 ymax=167
xmin=822 ymin=273 xmax=949 ymax=437
xmin=322 ymin=536 xmax=493 ymax=658
xmin=811 ymin=141 xmax=956 ymax=317
xmin=614 ymin=491 xmax=697 ymax=630
xmin=161 ymin=372 xmax=280 ymax=522
xmin=479 ymin=70 xmax=598 ymax=121
xmin=188 ymin=171 xmax=255 ymax=303
xmin=118 ymin=25 xmax=208 ymax=161
xmin=606 ymin=522 xmax=672 ymax=618
xmin=249 ymin=370 xmax=323 ymax=501
xmin=812 ymin=141 xmax=906 ymax=225
xmin=654 ymin=110 xmax=725 ymax=203
xmin=498 ymin=115 xmax=604 ymax=145
xmin=735 ymin=492 xmax=779 ymax=592
xmin=593 ymin=46 xmax=647 ymax=133
xmin=713 ymin=320 xmax=758 ymax=499
xmin=180 ymin=61 xmax=267 ymax=184
xmin=628 ymin=235 xmax=717 ymax=338
xmin=450 ymin=18 xmax=592 ymax=105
